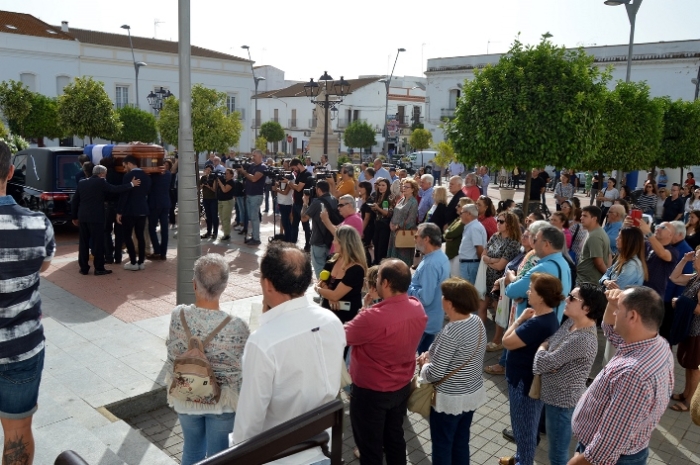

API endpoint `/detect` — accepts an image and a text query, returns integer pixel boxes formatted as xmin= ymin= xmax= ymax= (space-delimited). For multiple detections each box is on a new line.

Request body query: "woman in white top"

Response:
xmin=656 ymin=187 xmax=668 ymax=224
xmin=273 ymin=161 xmax=295 ymax=243
xmin=685 ymin=186 xmax=700 ymax=222
xmin=596 ymin=177 xmax=619 ymax=220
xmin=418 ymin=278 xmax=486 ymax=465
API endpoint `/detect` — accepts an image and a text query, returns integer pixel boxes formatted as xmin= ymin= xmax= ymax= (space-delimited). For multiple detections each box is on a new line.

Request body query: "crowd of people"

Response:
xmin=7 ymin=134 xmax=700 ymax=465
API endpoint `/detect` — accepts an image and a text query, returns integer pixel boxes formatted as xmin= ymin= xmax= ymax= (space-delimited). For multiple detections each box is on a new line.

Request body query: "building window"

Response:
xmin=226 ymin=95 xmax=236 ymax=114
xmin=448 ymin=89 xmax=461 ymax=109
xmin=20 ymin=73 xmax=36 ymax=92
xmin=56 ymin=76 xmax=70 ymax=96
xmin=115 ymin=86 xmax=130 ymax=109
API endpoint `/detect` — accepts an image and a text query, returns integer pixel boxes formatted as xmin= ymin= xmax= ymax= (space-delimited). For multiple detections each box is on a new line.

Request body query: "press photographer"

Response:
xmin=289 ymin=158 xmax=314 ymax=251
xmin=199 ymin=165 xmax=218 ymax=239
xmin=236 ymin=149 xmax=267 ymax=246
xmin=215 ymin=168 xmax=235 ymax=241
xmin=328 ymin=164 xmax=357 ymax=199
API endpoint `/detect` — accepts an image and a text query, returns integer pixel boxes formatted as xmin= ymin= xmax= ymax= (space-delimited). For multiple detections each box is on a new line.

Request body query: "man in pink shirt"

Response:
xmin=319 ymin=194 xmax=363 ymax=253
xmin=462 ymin=172 xmax=481 ymax=201
xmin=345 ymin=259 xmax=427 ymax=464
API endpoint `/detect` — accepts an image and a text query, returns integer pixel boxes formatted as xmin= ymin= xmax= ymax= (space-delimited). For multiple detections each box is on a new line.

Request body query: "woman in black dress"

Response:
xmin=371 ymin=178 xmax=394 ymax=265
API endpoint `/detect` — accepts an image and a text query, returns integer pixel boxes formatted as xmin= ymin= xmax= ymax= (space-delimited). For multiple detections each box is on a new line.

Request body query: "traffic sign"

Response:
xmin=287 ymin=135 xmax=293 ymax=143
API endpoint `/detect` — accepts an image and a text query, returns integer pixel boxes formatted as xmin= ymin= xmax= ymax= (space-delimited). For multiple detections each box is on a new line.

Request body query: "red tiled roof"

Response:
xmin=0 ymin=11 xmax=73 ymax=41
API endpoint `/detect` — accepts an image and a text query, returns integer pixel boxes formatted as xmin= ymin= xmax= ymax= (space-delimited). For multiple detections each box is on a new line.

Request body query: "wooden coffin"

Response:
xmin=111 ymin=143 xmax=166 ymax=173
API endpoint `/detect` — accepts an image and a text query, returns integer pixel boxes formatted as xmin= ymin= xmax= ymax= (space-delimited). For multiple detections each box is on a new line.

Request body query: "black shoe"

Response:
xmin=238 ymin=229 xmax=248 ymax=235
xmin=201 ymin=233 xmax=211 ymax=239
xmin=247 ymin=239 xmax=261 ymax=246
xmin=244 ymin=237 xmax=252 ymax=244
xmin=303 ymin=244 xmax=311 ymax=252
xmin=503 ymin=428 xmax=515 ymax=443
xmin=221 ymin=235 xmax=231 ymax=241
xmin=95 ymin=269 xmax=113 ymax=276
xmin=79 ymin=269 xmax=89 ymax=275
xmin=114 ymin=258 xmax=122 ymax=265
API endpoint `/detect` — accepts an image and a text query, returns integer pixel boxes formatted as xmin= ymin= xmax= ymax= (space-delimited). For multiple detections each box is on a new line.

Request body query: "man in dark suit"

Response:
xmin=147 ymin=170 xmax=171 ymax=260
xmin=117 ymin=156 xmax=152 ymax=271
xmin=71 ymin=164 xmax=139 ymax=275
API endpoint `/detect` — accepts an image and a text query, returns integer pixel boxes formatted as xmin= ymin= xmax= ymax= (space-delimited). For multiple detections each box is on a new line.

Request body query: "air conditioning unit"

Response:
xmin=303 ymin=131 xmax=311 ymax=137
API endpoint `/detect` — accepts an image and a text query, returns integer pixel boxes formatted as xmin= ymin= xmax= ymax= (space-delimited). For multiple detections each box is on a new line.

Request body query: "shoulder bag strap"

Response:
xmin=552 ymin=259 xmax=562 ymax=281
xmin=433 ymin=322 xmax=483 ymax=387
xmin=179 ymin=309 xmax=192 ymax=340
xmin=203 ymin=315 xmax=232 ymax=347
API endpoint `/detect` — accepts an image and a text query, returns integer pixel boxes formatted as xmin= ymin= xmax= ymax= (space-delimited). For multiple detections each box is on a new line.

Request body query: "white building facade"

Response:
xmin=0 ymin=11 xmax=255 ymax=152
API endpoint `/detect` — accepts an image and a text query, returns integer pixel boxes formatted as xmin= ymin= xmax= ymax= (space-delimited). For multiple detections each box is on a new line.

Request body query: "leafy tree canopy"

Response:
xmin=445 ymin=36 xmax=609 ymax=171
xmin=432 ymin=140 xmax=455 ymax=168
xmin=13 ymin=93 xmax=63 ymax=142
xmin=344 ymin=120 xmax=376 ymax=150
xmin=658 ymin=98 xmax=700 ymax=169
xmin=116 ymin=106 xmax=158 ymax=144
xmin=409 ymin=128 xmax=432 ymax=152
xmin=0 ymin=80 xmax=32 ymax=134
xmin=57 ymin=76 xmax=121 ymax=143
xmin=259 ymin=121 xmax=285 ymax=144
xmin=158 ymin=84 xmax=243 ymax=153
xmin=255 ymin=136 xmax=267 ymax=152
xmin=579 ymin=81 xmax=664 ymax=172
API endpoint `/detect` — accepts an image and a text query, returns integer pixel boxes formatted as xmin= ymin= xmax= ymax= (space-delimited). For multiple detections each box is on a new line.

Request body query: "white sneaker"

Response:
xmin=123 ymin=262 xmax=139 ymax=271
xmin=138 ymin=263 xmax=146 ymax=270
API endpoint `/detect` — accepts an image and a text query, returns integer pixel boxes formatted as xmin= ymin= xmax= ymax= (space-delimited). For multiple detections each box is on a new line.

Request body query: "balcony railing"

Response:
xmin=252 ymin=118 xmax=261 ymax=129
xmin=308 ymin=118 xmax=318 ymax=128
xmin=272 ymin=116 xmax=279 ymax=123
xmin=441 ymin=108 xmax=456 ymax=118
xmin=288 ymin=118 xmax=298 ymax=128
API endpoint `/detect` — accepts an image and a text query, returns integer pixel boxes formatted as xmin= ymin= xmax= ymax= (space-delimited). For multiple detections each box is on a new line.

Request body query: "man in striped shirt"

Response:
xmin=0 ymin=141 xmax=54 ymax=464
xmin=571 ymin=286 xmax=673 ymax=465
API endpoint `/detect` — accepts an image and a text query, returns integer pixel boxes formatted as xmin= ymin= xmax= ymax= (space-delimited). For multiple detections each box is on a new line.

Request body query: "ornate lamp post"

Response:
xmin=120 ymin=25 xmax=147 ymax=109
xmin=381 ymin=48 xmax=406 ymax=155
xmin=303 ymin=72 xmax=350 ymax=158
xmin=147 ymin=87 xmax=174 ymax=113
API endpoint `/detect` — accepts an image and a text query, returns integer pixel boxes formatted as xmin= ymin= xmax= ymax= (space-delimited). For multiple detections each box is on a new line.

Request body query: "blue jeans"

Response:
xmin=236 ymin=197 xmax=248 ymax=231
xmin=417 ymin=332 xmax=436 ymax=354
xmin=499 ymin=348 xmax=508 ymax=367
xmin=178 ymin=412 xmax=235 ymax=465
xmin=545 ymin=404 xmax=574 ymax=465
xmin=430 ymin=409 xmax=474 ymax=465
xmin=202 ymin=198 xmax=218 ymax=236
xmin=148 ymin=207 xmax=169 ymax=256
xmin=509 ymin=381 xmax=544 ymax=465
xmin=311 ymin=244 xmax=329 ymax=279
xmin=459 ymin=261 xmax=479 ymax=284
xmin=0 ymin=349 xmax=44 ymax=419
xmin=278 ymin=203 xmax=293 ymax=242
xmin=576 ymin=442 xmax=648 ymax=465
xmin=246 ymin=195 xmax=264 ymax=241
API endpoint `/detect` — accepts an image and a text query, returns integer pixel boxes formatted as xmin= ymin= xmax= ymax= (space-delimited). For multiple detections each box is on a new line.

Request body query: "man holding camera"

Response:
xmin=199 ymin=166 xmax=218 ymax=239
xmin=289 ymin=158 xmax=314 ymax=251
xmin=236 ymin=150 xmax=267 ymax=246
xmin=302 ymin=180 xmax=338 ymax=278
xmin=329 ymin=164 xmax=356 ymax=199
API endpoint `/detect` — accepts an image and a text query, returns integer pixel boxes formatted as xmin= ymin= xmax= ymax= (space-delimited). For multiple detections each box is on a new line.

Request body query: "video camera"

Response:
xmin=229 ymin=157 xmax=252 ymax=171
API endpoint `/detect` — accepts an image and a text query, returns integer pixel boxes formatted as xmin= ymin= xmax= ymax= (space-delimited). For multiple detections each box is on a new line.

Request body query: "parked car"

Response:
xmin=7 ymin=147 xmax=83 ymax=225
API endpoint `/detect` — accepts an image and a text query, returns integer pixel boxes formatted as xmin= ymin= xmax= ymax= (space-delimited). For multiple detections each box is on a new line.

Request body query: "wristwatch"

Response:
xmin=645 ymin=231 xmax=653 ymax=239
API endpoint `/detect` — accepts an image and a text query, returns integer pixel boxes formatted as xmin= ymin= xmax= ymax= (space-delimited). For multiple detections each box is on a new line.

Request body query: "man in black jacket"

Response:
xmin=117 ymin=156 xmax=152 ymax=271
xmin=72 ymin=164 xmax=139 ymax=275
xmin=147 ymin=170 xmax=171 ymax=259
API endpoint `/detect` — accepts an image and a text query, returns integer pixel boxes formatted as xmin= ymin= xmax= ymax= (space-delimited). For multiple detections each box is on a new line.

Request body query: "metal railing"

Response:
xmin=288 ymin=118 xmax=298 ymax=128
xmin=54 ymin=399 xmax=344 ymax=465
xmin=308 ymin=118 xmax=318 ymax=128
xmin=441 ymin=108 xmax=456 ymax=118
xmin=252 ymin=118 xmax=261 ymax=129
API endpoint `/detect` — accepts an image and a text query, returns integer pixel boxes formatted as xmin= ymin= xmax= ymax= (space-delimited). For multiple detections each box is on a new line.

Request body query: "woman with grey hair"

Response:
xmin=166 ymin=253 xmax=250 ymax=465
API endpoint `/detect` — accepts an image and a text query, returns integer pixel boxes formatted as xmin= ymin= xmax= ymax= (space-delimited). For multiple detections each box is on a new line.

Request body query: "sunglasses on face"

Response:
xmin=497 ymin=219 xmax=506 ymax=224
xmin=567 ymin=293 xmax=582 ymax=302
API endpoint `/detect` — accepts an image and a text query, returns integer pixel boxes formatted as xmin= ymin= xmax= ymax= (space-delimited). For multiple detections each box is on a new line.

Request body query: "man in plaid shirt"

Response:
xmin=570 ymin=286 xmax=673 ymax=465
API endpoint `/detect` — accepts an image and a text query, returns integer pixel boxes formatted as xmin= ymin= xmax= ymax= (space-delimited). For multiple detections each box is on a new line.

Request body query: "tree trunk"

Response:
xmin=523 ymin=171 xmax=532 ymax=214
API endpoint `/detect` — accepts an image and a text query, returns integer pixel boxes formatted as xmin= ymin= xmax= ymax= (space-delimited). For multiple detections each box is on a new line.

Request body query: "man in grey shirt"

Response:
xmin=302 ymin=180 xmax=338 ymax=278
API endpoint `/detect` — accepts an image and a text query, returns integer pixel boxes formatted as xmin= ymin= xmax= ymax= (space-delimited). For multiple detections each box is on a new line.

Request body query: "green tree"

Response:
xmin=157 ymin=84 xmax=243 ymax=153
xmin=115 ymin=106 xmax=158 ymax=143
xmin=433 ymin=140 xmax=455 ymax=170
xmin=580 ymin=81 xmax=664 ymax=175
xmin=57 ymin=76 xmax=121 ymax=143
xmin=0 ymin=80 xmax=32 ymax=136
xmin=344 ymin=120 xmax=376 ymax=152
xmin=445 ymin=36 xmax=609 ymax=211
xmin=658 ymin=98 xmax=700 ymax=173
xmin=255 ymin=136 xmax=267 ymax=152
xmin=409 ymin=128 xmax=432 ymax=152
xmin=259 ymin=121 xmax=285 ymax=153
xmin=17 ymin=93 xmax=63 ymax=146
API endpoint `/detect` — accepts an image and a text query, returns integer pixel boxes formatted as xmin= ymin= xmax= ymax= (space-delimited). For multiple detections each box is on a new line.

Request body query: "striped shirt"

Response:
xmin=420 ymin=315 xmax=487 ymax=414
xmin=572 ymin=323 xmax=674 ymax=465
xmin=0 ymin=196 xmax=55 ymax=364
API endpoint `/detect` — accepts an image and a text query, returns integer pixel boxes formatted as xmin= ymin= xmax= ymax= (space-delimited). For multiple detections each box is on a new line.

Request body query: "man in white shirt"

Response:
xmin=233 ymin=243 xmax=345 ymax=464
xmin=458 ymin=204 xmax=487 ymax=284
xmin=449 ymin=160 xmax=465 ymax=179
xmin=373 ymin=158 xmax=391 ymax=181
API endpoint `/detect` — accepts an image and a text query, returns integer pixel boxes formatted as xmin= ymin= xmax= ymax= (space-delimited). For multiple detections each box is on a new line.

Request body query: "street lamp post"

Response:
xmin=381 ymin=48 xmax=406 ymax=156
xmin=304 ymin=72 xmax=350 ymax=158
xmin=605 ymin=0 xmax=642 ymax=184
xmin=241 ymin=45 xmax=266 ymax=143
xmin=120 ymin=25 xmax=147 ymax=109
xmin=146 ymin=87 xmax=174 ymax=113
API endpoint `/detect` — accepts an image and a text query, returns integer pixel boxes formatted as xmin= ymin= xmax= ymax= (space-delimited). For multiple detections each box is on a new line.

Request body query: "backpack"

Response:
xmin=169 ymin=310 xmax=231 ymax=405
xmin=318 ymin=196 xmax=343 ymax=249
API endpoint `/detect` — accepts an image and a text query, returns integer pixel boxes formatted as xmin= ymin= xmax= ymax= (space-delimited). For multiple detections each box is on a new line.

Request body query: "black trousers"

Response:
xmin=122 ymin=215 xmax=147 ymax=264
xmin=350 ymin=382 xmax=411 ymax=465
xmin=79 ymin=221 xmax=105 ymax=272
xmin=373 ymin=221 xmax=391 ymax=266
xmin=104 ymin=202 xmax=123 ymax=263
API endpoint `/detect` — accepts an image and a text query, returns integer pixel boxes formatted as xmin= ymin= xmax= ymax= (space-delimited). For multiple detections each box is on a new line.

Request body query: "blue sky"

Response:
xmin=3 ymin=0 xmax=698 ymax=81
